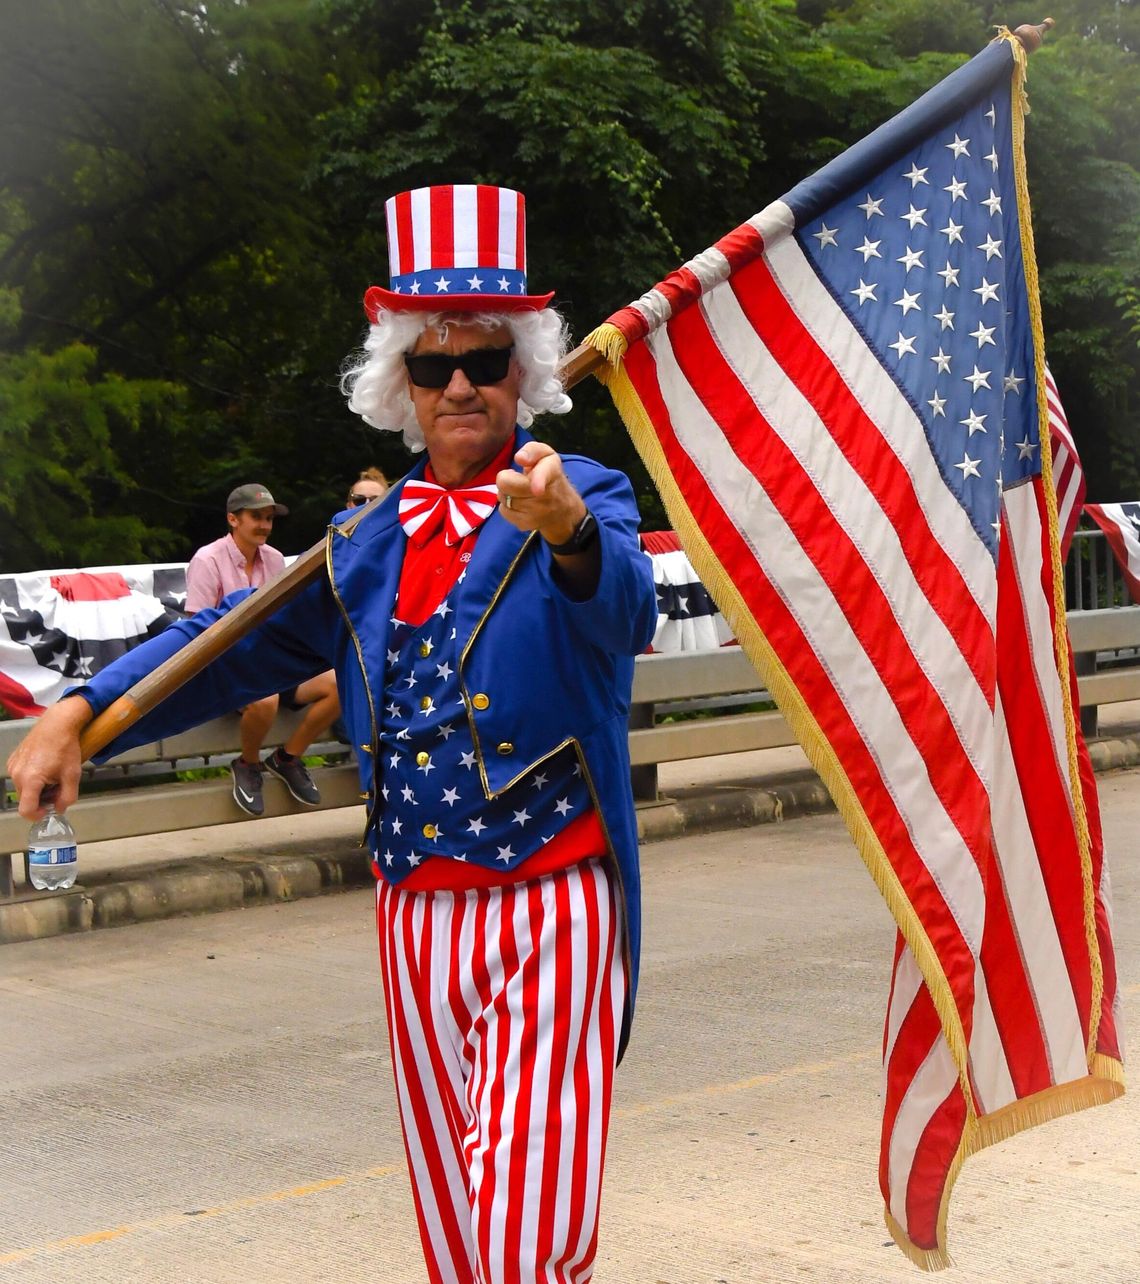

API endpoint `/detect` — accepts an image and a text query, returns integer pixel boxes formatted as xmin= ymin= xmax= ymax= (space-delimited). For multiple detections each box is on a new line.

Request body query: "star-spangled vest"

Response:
xmin=374 ymin=588 xmax=590 ymax=884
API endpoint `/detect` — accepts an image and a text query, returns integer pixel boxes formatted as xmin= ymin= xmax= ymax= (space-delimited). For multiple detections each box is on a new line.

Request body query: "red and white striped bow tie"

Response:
xmin=398 ymin=480 xmax=500 ymax=546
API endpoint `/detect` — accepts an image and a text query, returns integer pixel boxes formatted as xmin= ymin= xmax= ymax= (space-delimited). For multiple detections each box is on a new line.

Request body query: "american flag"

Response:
xmin=1045 ymin=365 xmax=1085 ymax=558
xmin=586 ymin=33 xmax=1122 ymax=1269
xmin=1084 ymin=502 xmax=1140 ymax=603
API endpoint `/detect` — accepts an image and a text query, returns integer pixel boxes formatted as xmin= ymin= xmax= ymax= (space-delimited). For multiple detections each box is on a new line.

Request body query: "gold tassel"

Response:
xmin=582 ymin=322 xmax=629 ymax=369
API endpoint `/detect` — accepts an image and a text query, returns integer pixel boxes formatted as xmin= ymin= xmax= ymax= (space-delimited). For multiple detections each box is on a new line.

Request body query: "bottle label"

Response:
xmin=29 ymin=845 xmax=78 ymax=867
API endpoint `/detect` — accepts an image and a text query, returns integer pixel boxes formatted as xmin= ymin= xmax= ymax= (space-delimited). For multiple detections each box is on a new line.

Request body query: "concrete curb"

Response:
xmin=0 ymin=851 xmax=374 ymax=946
xmin=4 ymin=732 xmax=1139 ymax=946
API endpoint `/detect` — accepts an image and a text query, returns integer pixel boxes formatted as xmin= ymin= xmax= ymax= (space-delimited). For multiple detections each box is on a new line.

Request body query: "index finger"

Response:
xmin=525 ymin=451 xmax=565 ymax=498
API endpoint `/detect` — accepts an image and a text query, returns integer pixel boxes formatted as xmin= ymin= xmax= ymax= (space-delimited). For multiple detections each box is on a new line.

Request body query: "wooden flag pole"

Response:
xmin=78 ymin=341 xmax=608 ymax=761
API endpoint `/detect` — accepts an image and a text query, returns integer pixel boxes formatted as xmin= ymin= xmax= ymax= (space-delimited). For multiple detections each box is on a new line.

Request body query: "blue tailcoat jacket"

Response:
xmin=77 ymin=430 xmax=658 ymax=1056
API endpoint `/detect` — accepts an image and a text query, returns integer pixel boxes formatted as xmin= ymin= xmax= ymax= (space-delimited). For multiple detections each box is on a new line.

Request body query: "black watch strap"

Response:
xmin=545 ymin=509 xmax=599 ymax=556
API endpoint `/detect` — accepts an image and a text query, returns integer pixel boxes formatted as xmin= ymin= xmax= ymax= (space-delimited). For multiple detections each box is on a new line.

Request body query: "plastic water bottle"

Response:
xmin=27 ymin=806 xmax=79 ymax=891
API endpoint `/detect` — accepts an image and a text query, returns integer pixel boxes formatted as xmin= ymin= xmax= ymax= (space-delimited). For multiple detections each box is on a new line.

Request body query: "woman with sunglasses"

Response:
xmin=10 ymin=184 xmax=657 ymax=1284
xmin=345 ymin=466 xmax=389 ymax=508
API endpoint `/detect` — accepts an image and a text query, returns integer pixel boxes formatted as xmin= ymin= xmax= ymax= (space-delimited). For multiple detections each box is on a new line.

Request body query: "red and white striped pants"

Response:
xmin=376 ymin=858 xmax=625 ymax=1284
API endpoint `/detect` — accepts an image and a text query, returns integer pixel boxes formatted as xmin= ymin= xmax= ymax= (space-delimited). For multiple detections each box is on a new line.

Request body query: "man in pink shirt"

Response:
xmin=185 ymin=483 xmax=340 ymax=817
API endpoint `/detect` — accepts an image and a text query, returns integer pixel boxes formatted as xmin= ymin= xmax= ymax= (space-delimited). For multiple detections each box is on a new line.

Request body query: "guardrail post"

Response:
xmin=0 ymin=853 xmax=13 ymax=899
xmin=1075 ymin=649 xmax=1099 ymax=739
xmin=628 ymin=702 xmax=658 ymax=802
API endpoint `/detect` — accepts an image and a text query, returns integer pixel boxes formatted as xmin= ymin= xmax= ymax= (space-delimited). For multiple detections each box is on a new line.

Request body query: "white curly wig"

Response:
xmin=340 ymin=308 xmax=573 ymax=452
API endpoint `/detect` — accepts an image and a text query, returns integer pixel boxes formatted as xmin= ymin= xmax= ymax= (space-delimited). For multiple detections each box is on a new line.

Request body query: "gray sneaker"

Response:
xmin=265 ymin=748 xmax=321 ymax=806
xmin=231 ymin=758 xmax=265 ymax=817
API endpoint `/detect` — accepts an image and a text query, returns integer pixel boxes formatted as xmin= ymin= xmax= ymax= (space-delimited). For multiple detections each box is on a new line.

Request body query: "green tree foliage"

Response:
xmin=1 ymin=0 xmax=381 ymax=566
xmin=1 ymin=0 xmax=1138 ymax=571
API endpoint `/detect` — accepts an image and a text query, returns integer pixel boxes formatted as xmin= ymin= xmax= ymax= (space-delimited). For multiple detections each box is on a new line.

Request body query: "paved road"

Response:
xmin=1 ymin=772 xmax=1138 ymax=1283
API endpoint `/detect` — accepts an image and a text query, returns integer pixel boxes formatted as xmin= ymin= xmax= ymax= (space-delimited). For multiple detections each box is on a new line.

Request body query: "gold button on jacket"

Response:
xmin=472 ymin=693 xmax=490 ymax=710
xmin=496 ymin=742 xmax=514 ymax=755
xmin=422 ymin=823 xmax=437 ymax=839
xmin=416 ymin=751 xmax=430 ymax=767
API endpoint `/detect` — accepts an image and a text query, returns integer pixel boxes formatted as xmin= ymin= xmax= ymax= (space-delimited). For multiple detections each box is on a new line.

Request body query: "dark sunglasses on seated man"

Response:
xmin=404 ymin=345 xmax=514 ymax=390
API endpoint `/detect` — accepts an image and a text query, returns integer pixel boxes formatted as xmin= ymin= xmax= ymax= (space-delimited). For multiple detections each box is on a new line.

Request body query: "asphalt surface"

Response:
xmin=1 ymin=772 xmax=1138 ymax=1282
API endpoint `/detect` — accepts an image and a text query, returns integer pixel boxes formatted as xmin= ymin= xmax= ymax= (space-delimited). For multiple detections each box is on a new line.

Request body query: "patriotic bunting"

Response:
xmin=639 ymin=531 xmax=734 ymax=653
xmin=0 ymin=565 xmax=187 ymax=716
xmin=587 ymin=30 xmax=1122 ymax=1269
xmin=0 ymin=540 xmax=725 ymax=715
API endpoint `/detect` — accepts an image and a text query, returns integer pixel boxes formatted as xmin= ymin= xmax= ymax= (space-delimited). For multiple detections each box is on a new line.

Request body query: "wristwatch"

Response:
xmin=545 ymin=509 xmax=599 ymax=556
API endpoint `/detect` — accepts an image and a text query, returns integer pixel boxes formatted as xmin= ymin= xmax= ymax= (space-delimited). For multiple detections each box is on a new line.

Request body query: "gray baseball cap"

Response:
xmin=225 ymin=483 xmax=288 ymax=516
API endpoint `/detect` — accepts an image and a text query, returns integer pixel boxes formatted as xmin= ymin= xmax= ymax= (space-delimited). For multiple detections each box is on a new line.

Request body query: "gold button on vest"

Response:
xmin=497 ymin=742 xmax=514 ymax=755
xmin=472 ymin=693 xmax=490 ymax=710
xmin=419 ymin=642 xmax=431 ymax=657
xmin=416 ymin=751 xmax=430 ymax=767
xmin=359 ymin=743 xmax=373 ymax=753
xmin=420 ymin=696 xmax=431 ymax=710
xmin=422 ymin=823 xmax=437 ymax=839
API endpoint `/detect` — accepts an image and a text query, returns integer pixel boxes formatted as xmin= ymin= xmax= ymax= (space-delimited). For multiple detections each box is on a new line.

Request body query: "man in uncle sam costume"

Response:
xmin=10 ymin=184 xmax=658 ymax=1283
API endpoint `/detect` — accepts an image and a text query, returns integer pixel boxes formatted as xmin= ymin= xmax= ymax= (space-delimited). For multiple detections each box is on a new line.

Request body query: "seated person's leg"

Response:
xmin=231 ymin=694 xmax=279 ymax=817
xmin=264 ymin=672 xmax=340 ymax=806
xmin=283 ymin=671 xmax=340 ymax=757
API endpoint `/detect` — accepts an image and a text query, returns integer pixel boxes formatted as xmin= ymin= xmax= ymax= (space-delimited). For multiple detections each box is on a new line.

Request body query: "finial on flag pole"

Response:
xmin=1014 ymin=16 xmax=1055 ymax=52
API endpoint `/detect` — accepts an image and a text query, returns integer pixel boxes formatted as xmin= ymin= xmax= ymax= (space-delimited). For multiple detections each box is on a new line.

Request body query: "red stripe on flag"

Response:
xmin=976 ymin=842 xmax=1053 ymax=1099
xmin=623 ymin=335 xmax=979 ymax=1018
xmin=878 ymin=970 xmax=946 ymax=1202
xmin=653 ymin=267 xmax=703 ymax=326
xmin=431 ymin=186 xmax=455 ymax=268
xmin=1068 ymin=650 xmax=1121 ymax=1062
xmin=605 ymin=304 xmax=653 ymax=345
xmin=905 ymin=1086 xmax=968 ymax=1249
xmin=712 ymin=221 xmax=766 ymax=269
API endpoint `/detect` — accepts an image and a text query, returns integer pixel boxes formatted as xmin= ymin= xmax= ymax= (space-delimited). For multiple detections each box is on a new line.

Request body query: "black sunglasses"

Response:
xmin=348 ymin=493 xmax=373 ymax=506
xmin=404 ymin=346 xmax=514 ymax=390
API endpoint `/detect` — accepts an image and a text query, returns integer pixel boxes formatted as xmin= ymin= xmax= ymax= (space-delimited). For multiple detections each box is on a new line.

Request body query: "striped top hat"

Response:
xmin=363 ymin=184 xmax=554 ymax=321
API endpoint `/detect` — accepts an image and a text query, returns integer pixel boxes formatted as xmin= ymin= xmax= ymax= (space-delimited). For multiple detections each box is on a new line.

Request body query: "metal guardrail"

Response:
xmin=3 ymin=602 xmax=1139 ymax=898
